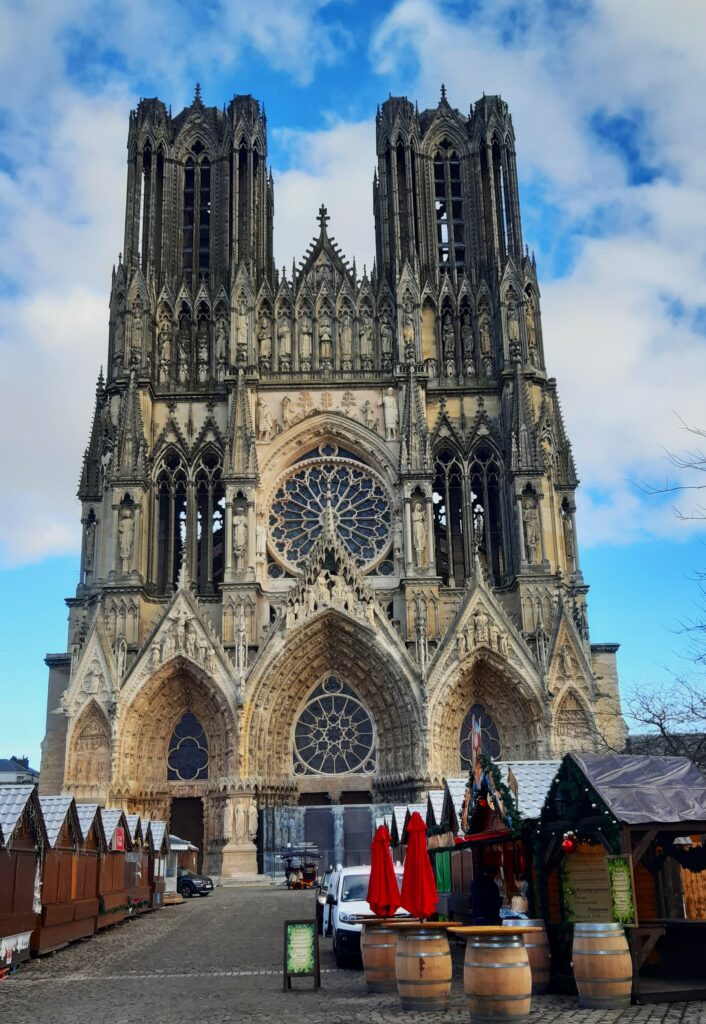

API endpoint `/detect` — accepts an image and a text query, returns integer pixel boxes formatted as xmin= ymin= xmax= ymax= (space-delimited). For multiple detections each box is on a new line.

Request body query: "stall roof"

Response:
xmin=391 ymin=806 xmax=407 ymax=845
xmin=76 ymin=803 xmax=106 ymax=848
xmin=148 ymin=820 xmax=169 ymax=852
xmin=38 ymin=794 xmax=82 ymax=848
xmin=169 ymin=833 xmax=198 ymax=851
xmin=426 ymin=789 xmax=445 ymax=829
xmin=570 ymin=753 xmax=706 ymax=826
xmin=0 ymin=784 xmax=42 ymax=846
xmin=125 ymin=813 xmax=143 ymax=843
xmin=499 ymin=760 xmax=560 ymax=820
xmin=100 ymin=808 xmax=132 ymax=848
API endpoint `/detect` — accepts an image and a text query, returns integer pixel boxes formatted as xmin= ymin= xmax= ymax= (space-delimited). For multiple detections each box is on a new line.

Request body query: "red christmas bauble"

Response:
xmin=562 ymin=837 xmax=577 ymax=853
xmin=478 ymin=797 xmax=488 ymax=808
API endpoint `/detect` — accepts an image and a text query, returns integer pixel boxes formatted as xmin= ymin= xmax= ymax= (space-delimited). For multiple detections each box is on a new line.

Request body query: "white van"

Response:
xmin=325 ymin=864 xmax=407 ymax=966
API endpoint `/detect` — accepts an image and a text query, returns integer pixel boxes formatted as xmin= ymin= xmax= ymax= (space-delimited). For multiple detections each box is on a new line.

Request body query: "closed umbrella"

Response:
xmin=400 ymin=811 xmax=438 ymax=920
xmin=366 ymin=824 xmax=400 ymax=917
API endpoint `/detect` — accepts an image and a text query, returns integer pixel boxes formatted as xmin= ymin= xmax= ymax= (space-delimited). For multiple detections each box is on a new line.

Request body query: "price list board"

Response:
xmin=561 ymin=843 xmax=613 ymax=922
xmin=607 ymin=855 xmax=638 ymax=926
xmin=283 ymin=920 xmax=320 ymax=990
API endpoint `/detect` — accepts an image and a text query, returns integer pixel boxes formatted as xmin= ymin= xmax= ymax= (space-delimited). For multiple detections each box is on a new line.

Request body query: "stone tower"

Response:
xmin=41 ymin=87 xmax=626 ymax=875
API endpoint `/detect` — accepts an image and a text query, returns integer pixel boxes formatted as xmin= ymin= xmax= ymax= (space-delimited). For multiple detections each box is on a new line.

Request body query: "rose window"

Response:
xmin=269 ymin=449 xmax=391 ymax=571
xmin=460 ymin=703 xmax=501 ymax=770
xmin=293 ymin=677 xmax=376 ymax=776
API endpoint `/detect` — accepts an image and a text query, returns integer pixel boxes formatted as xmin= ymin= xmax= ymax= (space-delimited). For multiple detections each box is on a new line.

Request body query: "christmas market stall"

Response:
xmin=438 ymin=760 xmax=558 ymax=924
xmin=0 ymin=785 xmax=46 ymax=973
xmin=31 ymin=795 xmax=94 ymax=955
xmin=96 ymin=808 xmax=132 ymax=929
xmin=145 ymin=820 xmax=169 ymax=909
xmin=539 ymin=753 xmax=706 ymax=1003
xmin=390 ymin=805 xmax=408 ymax=860
xmin=124 ymin=815 xmax=151 ymax=916
xmin=74 ymin=804 xmax=106 ymax=935
xmin=165 ymin=833 xmax=199 ymax=893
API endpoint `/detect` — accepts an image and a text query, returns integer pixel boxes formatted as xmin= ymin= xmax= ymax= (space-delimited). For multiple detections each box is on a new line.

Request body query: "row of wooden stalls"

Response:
xmin=389 ymin=753 xmax=706 ymax=1004
xmin=0 ymin=786 xmax=174 ymax=973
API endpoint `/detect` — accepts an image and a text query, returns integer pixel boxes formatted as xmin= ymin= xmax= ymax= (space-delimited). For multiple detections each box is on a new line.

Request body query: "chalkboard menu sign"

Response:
xmin=607 ymin=855 xmax=638 ymax=926
xmin=561 ymin=843 xmax=613 ymax=922
xmin=283 ymin=920 xmax=320 ymax=991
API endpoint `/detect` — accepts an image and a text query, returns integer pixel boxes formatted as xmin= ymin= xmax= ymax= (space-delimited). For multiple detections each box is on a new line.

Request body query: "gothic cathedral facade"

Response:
xmin=41 ymin=88 xmax=626 ymax=874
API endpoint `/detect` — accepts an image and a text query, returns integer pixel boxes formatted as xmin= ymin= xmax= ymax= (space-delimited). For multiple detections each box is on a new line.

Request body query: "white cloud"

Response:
xmin=371 ymin=0 xmax=706 ymax=544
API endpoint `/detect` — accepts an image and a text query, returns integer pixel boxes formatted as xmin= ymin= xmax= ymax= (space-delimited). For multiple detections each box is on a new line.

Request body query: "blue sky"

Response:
xmin=1 ymin=0 xmax=706 ymax=768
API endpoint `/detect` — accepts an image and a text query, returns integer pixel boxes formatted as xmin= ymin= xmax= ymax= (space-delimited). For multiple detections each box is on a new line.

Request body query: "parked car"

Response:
xmin=326 ymin=864 xmax=407 ymax=966
xmin=316 ymin=868 xmax=334 ymax=934
xmin=177 ymin=866 xmax=214 ymax=897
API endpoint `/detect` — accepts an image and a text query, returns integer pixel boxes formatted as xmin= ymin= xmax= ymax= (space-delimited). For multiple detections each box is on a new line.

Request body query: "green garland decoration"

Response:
xmin=464 ymin=755 xmax=523 ymax=837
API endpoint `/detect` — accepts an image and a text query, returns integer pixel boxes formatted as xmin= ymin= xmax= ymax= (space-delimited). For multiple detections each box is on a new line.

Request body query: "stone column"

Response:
xmin=515 ymin=494 xmax=527 ymax=564
xmin=247 ymin=498 xmax=256 ymax=579
xmin=331 ymin=805 xmax=345 ymax=869
xmin=425 ymin=496 xmax=435 ymax=575
xmin=224 ymin=499 xmax=233 ymax=575
xmin=403 ymin=497 xmax=413 ymax=575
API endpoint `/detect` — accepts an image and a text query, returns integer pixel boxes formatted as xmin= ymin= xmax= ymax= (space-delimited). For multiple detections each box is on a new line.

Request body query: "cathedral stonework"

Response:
xmin=40 ymin=87 xmax=626 ymax=874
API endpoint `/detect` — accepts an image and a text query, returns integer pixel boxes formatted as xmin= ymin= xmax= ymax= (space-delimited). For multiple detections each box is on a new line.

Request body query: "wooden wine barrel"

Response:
xmin=395 ymin=927 xmax=452 ymax=1010
xmin=503 ymin=918 xmax=551 ymax=993
xmin=361 ymin=922 xmax=398 ymax=992
xmin=463 ymin=933 xmax=532 ymax=1024
xmin=572 ymin=923 xmax=632 ymax=1009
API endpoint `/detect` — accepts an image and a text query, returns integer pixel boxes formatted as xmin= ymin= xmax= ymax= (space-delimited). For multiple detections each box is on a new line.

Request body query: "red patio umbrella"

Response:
xmin=366 ymin=824 xmax=400 ymax=917
xmin=400 ymin=811 xmax=438 ymax=920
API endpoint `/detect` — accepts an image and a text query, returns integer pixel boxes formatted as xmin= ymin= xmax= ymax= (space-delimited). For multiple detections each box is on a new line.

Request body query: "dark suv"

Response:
xmin=177 ymin=867 xmax=214 ymax=897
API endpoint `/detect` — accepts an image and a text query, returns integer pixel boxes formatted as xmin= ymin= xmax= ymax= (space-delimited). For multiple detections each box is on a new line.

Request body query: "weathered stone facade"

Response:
xmin=40 ymin=86 xmax=626 ymax=874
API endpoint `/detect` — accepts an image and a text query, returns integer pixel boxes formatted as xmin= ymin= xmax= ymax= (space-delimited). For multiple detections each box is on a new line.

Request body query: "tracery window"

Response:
xmin=433 ymin=449 xmax=466 ymax=585
xmin=460 ymin=703 xmax=501 ymax=770
xmin=167 ymin=712 xmax=208 ymax=781
xmin=293 ymin=677 xmax=376 ymax=776
xmin=434 ymin=140 xmax=465 ymax=274
xmin=182 ymin=142 xmax=210 ymax=282
xmin=156 ymin=451 xmax=187 ymax=592
xmin=269 ymin=446 xmax=391 ymax=572
xmin=470 ymin=445 xmax=507 ymax=586
xmin=195 ymin=449 xmax=225 ymax=594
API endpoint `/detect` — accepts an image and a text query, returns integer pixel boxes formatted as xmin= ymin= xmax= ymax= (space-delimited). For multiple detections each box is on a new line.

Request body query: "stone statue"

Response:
xmin=526 ymin=300 xmax=538 ymax=363
xmin=361 ymin=400 xmax=376 ymax=431
xmin=318 ymin=313 xmax=333 ymax=361
xmin=277 ymin=316 xmax=292 ymax=356
xmin=474 ymin=609 xmax=489 ymax=644
xmin=281 ymin=395 xmax=293 ymax=428
xmin=256 ymin=396 xmax=274 ymax=441
xmin=479 ymin=314 xmax=493 ymax=378
xmin=234 ymin=801 xmax=246 ymax=843
xmin=118 ymin=508 xmax=134 ymax=573
xmin=84 ymin=519 xmax=96 ymax=568
xmin=340 ymin=311 xmax=353 ymax=362
xmin=563 ymin=512 xmax=575 ymax=566
xmin=331 ymin=574 xmax=346 ymax=607
xmin=116 ymin=637 xmax=127 ymax=679
xmin=523 ymin=500 xmax=540 ymax=563
xmin=215 ymin=316 xmax=228 ymax=379
xmin=258 ymin=315 xmax=272 ymax=360
xmin=113 ymin=313 xmax=125 ymax=373
xmin=177 ymin=316 xmax=191 ymax=383
xmin=412 ymin=501 xmax=427 ymax=569
xmin=359 ymin=313 xmax=373 ymax=359
xmin=380 ymin=388 xmax=398 ymax=440
xmin=236 ymin=300 xmax=248 ymax=353
xmin=248 ymin=801 xmax=258 ymax=841
xmin=380 ymin=309 xmax=393 ymax=355
xmin=256 ymin=514 xmax=267 ymax=563
xmin=299 ymin=312 xmax=313 ymax=363
xmin=197 ymin=319 xmax=209 ymax=382
xmin=402 ymin=297 xmax=415 ymax=354
xmin=223 ymin=799 xmax=233 ymax=841
xmin=316 ymin=572 xmax=330 ymax=608
xmin=233 ymin=509 xmax=248 ymax=574
xmin=506 ymin=298 xmax=520 ymax=345
xmin=158 ymin=319 xmax=172 ymax=383
xmin=442 ymin=313 xmax=455 ymax=359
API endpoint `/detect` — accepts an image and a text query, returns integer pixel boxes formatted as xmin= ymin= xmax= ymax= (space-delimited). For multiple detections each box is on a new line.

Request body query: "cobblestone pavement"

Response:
xmin=2 ymin=888 xmax=705 ymax=1024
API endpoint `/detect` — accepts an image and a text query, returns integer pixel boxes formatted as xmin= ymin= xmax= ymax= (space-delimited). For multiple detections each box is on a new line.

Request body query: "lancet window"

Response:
xmin=182 ymin=141 xmax=211 ymax=282
xmin=195 ymin=449 xmax=225 ymax=594
xmin=470 ymin=445 xmax=507 ymax=585
xmin=167 ymin=712 xmax=208 ymax=781
xmin=460 ymin=703 xmax=501 ymax=770
xmin=433 ymin=140 xmax=465 ymax=274
xmin=433 ymin=450 xmax=467 ymax=586
xmin=156 ymin=451 xmax=187 ymax=593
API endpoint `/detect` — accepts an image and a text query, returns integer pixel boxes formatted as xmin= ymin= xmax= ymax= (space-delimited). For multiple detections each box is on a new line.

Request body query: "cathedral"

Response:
xmin=40 ymin=86 xmax=626 ymax=874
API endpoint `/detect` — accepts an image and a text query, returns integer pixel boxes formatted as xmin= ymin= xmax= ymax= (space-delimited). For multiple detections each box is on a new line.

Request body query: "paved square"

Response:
xmin=1 ymin=888 xmax=705 ymax=1024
